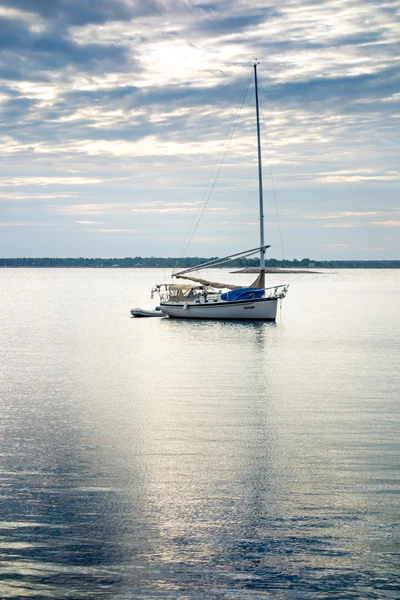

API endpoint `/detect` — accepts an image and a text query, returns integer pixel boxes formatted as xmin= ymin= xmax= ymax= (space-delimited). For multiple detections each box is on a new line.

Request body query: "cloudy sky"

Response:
xmin=0 ymin=0 xmax=399 ymax=259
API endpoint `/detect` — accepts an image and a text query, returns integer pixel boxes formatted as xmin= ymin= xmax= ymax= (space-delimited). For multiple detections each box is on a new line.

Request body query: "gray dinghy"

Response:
xmin=130 ymin=307 xmax=164 ymax=318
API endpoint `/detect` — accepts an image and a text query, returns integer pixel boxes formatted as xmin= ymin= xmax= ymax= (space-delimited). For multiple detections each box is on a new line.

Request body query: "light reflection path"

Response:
xmin=0 ymin=268 xmax=399 ymax=598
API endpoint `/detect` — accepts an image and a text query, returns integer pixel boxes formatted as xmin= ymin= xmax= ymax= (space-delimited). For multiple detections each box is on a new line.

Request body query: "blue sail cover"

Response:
xmin=220 ymin=287 xmax=265 ymax=302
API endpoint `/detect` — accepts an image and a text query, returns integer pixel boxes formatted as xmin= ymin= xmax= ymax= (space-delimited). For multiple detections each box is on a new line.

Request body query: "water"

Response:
xmin=0 ymin=268 xmax=399 ymax=599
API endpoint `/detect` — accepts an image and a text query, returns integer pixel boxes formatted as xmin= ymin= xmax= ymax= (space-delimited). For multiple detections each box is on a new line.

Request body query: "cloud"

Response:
xmin=0 ymin=0 xmax=153 ymax=27
xmin=323 ymin=223 xmax=355 ymax=228
xmin=59 ymin=204 xmax=124 ymax=215
xmin=373 ymin=221 xmax=400 ymax=226
xmin=96 ymin=228 xmax=138 ymax=233
xmin=314 ymin=173 xmax=400 ymax=183
xmin=0 ymin=222 xmax=26 ymax=227
xmin=0 ymin=221 xmax=65 ymax=227
xmin=0 ymin=192 xmax=79 ymax=199
xmin=0 ymin=0 xmax=399 ymax=258
xmin=0 ymin=6 xmax=47 ymax=34
xmin=305 ymin=210 xmax=400 ymax=220
xmin=342 ymin=211 xmax=389 ymax=217
xmin=304 ymin=215 xmax=342 ymax=220
xmin=74 ymin=220 xmax=101 ymax=225
xmin=131 ymin=207 xmax=225 ymax=214
xmin=0 ymin=177 xmax=104 ymax=186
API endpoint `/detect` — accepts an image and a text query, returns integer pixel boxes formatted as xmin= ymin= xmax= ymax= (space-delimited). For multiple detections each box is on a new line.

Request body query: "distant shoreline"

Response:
xmin=232 ymin=268 xmax=322 ymax=274
xmin=1 ymin=258 xmax=399 ymax=269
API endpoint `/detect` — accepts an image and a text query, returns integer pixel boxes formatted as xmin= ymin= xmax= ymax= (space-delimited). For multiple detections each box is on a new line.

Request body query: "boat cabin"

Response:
xmin=152 ymin=283 xmax=216 ymax=304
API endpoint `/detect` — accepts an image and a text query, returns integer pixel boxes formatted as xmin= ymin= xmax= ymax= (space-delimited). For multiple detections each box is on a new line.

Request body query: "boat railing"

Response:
xmin=264 ymin=284 xmax=289 ymax=299
xmin=152 ymin=283 xmax=289 ymax=303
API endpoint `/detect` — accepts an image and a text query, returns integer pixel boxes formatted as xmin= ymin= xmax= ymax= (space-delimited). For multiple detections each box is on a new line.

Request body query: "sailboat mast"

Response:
xmin=253 ymin=61 xmax=265 ymax=275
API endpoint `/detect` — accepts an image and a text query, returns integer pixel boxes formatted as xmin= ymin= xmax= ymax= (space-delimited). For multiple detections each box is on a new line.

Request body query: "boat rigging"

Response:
xmin=131 ymin=62 xmax=288 ymax=320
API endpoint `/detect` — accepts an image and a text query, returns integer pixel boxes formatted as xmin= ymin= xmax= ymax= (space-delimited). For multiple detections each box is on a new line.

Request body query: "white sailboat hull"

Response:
xmin=160 ymin=297 xmax=278 ymax=320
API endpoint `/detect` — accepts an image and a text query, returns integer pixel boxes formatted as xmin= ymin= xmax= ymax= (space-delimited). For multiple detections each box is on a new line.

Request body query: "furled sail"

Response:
xmin=174 ymin=274 xmax=241 ymax=290
xmin=250 ymin=270 xmax=265 ymax=289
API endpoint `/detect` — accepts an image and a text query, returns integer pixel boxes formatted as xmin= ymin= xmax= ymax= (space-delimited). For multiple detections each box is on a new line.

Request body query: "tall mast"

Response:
xmin=253 ymin=61 xmax=265 ymax=276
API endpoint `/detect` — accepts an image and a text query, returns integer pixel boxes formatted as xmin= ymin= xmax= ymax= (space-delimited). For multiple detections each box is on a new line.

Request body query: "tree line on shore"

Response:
xmin=1 ymin=257 xmax=399 ymax=268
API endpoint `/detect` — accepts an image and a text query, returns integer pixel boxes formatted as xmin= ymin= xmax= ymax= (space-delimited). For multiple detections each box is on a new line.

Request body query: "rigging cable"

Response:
xmin=173 ymin=70 xmax=253 ymax=275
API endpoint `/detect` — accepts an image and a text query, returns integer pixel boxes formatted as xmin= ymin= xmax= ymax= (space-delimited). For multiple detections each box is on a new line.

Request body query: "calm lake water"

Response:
xmin=0 ymin=268 xmax=399 ymax=599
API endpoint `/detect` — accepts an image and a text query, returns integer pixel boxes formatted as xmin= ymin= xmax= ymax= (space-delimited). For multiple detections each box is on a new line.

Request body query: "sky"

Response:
xmin=0 ymin=0 xmax=399 ymax=260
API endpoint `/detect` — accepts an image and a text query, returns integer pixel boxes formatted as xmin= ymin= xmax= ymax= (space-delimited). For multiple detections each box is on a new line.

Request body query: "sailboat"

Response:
xmin=132 ymin=63 xmax=288 ymax=321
